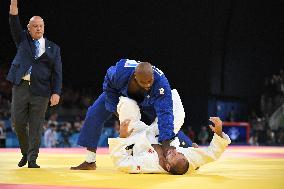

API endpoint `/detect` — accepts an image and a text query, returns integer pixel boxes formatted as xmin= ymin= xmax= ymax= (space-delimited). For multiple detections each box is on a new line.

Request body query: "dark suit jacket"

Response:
xmin=7 ymin=15 xmax=62 ymax=97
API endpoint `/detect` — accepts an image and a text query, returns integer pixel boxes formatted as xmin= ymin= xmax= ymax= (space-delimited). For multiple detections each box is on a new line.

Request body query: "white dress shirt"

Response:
xmin=37 ymin=37 xmax=46 ymax=57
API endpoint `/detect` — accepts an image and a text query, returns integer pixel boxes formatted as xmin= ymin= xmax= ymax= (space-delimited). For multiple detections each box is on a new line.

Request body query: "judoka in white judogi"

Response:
xmin=108 ymin=90 xmax=231 ymax=174
xmin=109 ymin=129 xmax=230 ymax=174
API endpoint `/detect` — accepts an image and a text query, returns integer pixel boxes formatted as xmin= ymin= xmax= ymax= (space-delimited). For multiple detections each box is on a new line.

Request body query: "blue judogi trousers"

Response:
xmin=78 ymin=92 xmax=113 ymax=148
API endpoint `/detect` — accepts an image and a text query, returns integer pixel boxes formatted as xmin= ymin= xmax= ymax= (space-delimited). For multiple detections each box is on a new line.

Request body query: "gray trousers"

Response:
xmin=11 ymin=80 xmax=49 ymax=161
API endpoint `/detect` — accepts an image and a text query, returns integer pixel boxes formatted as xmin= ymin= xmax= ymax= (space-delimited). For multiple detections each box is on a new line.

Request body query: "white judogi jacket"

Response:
xmin=109 ymin=130 xmax=166 ymax=173
xmin=108 ymin=130 xmax=231 ymax=174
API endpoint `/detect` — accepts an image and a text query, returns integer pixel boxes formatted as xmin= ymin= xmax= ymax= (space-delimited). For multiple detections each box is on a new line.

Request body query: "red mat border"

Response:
xmin=0 ymin=184 xmax=119 ymax=189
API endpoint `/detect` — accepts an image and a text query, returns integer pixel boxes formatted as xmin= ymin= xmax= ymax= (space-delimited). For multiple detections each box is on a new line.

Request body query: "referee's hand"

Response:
xmin=50 ymin=94 xmax=60 ymax=106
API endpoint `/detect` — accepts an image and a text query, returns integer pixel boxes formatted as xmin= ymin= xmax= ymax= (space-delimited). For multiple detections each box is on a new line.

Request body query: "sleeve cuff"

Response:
xmin=213 ymin=132 xmax=231 ymax=145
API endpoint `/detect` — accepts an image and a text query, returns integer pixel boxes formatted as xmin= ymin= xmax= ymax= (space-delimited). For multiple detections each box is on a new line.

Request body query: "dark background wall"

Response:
xmin=1 ymin=0 xmax=284 ymax=128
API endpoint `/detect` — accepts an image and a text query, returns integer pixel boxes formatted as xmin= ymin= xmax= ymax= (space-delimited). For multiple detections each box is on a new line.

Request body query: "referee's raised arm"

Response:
xmin=9 ymin=0 xmax=23 ymax=46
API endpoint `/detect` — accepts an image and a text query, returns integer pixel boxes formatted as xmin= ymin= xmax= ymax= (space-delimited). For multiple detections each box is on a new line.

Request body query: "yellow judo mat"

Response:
xmin=0 ymin=146 xmax=284 ymax=189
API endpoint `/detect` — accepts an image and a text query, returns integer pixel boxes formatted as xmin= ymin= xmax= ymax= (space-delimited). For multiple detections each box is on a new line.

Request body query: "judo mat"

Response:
xmin=0 ymin=146 xmax=284 ymax=189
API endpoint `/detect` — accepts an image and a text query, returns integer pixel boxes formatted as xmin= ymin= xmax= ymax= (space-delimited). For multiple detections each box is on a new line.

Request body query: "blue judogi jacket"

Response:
xmin=103 ymin=59 xmax=175 ymax=142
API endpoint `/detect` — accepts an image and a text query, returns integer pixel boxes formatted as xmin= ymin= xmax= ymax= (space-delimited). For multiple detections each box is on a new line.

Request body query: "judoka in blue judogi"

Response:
xmin=71 ymin=59 xmax=192 ymax=170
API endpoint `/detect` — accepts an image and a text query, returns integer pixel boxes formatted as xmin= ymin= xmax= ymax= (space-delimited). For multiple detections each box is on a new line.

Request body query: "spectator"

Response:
xmin=48 ymin=113 xmax=58 ymax=127
xmin=226 ymin=107 xmax=236 ymax=122
xmin=0 ymin=121 xmax=6 ymax=147
xmin=266 ymin=128 xmax=276 ymax=145
xmin=73 ymin=121 xmax=82 ymax=133
xmin=186 ymin=126 xmax=196 ymax=142
xmin=44 ymin=123 xmax=57 ymax=148
xmin=0 ymin=94 xmax=11 ymax=120
xmin=249 ymin=133 xmax=259 ymax=146
xmin=60 ymin=122 xmax=72 ymax=147
xmin=277 ymin=128 xmax=284 ymax=145
xmin=198 ymin=126 xmax=209 ymax=145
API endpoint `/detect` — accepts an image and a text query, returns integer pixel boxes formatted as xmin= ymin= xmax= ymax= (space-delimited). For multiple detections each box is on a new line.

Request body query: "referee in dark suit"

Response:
xmin=7 ymin=0 xmax=62 ymax=168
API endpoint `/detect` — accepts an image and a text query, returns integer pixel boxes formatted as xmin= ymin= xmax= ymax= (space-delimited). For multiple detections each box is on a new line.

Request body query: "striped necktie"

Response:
xmin=34 ymin=40 xmax=40 ymax=59
xmin=26 ymin=40 xmax=40 ymax=76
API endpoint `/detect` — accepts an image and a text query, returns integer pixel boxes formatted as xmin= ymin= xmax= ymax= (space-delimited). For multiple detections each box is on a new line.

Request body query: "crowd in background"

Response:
xmin=1 ymin=67 xmax=284 ymax=147
xmin=247 ymin=69 xmax=284 ymax=146
xmin=182 ymin=69 xmax=284 ymax=146
xmin=0 ymin=67 xmax=11 ymax=121
xmin=261 ymin=70 xmax=284 ymax=116
xmin=42 ymin=113 xmax=119 ymax=148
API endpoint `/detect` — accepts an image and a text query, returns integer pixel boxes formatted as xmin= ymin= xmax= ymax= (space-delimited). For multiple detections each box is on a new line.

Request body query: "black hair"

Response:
xmin=169 ymin=158 xmax=189 ymax=175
